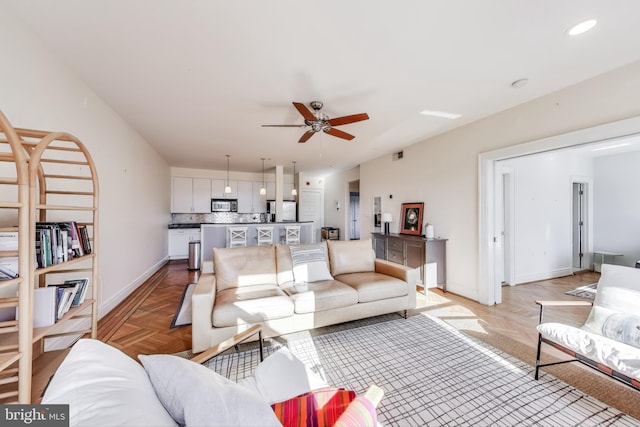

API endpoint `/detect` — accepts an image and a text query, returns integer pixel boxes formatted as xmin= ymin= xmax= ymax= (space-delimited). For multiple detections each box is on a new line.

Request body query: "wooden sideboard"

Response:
xmin=371 ymin=233 xmax=447 ymax=292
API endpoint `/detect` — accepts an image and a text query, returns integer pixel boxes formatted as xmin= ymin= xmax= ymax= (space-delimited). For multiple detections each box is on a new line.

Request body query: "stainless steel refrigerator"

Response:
xmin=267 ymin=200 xmax=297 ymax=222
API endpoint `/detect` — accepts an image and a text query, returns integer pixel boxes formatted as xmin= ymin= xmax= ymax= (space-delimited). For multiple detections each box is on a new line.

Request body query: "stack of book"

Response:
xmin=34 ymin=278 xmax=90 ymax=327
xmin=36 ymin=221 xmax=92 ymax=269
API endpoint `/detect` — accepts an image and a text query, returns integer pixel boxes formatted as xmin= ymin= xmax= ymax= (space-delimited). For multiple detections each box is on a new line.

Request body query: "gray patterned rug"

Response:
xmin=206 ymin=313 xmax=638 ymax=426
xmin=565 ymin=283 xmax=598 ymax=300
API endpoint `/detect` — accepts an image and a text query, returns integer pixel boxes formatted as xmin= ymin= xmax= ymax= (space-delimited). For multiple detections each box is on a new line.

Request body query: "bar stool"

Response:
xmin=228 ymin=227 xmax=248 ymax=248
xmin=285 ymin=225 xmax=301 ymax=244
xmin=256 ymin=226 xmax=274 ymax=246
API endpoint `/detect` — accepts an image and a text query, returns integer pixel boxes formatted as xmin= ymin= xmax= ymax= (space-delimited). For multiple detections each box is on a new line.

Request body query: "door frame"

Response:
xmin=478 ymin=115 xmax=640 ymax=305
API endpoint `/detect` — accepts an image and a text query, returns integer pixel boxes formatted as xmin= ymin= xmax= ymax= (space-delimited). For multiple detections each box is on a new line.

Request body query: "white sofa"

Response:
xmin=535 ymin=264 xmax=640 ymax=390
xmin=42 ymin=338 xmax=381 ymax=427
xmin=192 ymin=239 xmax=417 ymax=353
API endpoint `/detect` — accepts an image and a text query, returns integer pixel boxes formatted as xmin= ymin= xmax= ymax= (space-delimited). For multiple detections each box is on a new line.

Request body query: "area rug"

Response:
xmin=565 ymin=282 xmax=598 ymax=300
xmin=170 ymin=283 xmax=195 ymax=328
xmin=205 ymin=313 xmax=638 ymax=426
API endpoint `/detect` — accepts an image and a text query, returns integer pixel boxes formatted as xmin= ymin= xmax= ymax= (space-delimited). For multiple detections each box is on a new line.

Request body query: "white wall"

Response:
xmin=0 ymin=6 xmax=171 ymax=316
xmin=594 ymin=151 xmax=640 ymax=267
xmin=360 ymin=60 xmax=640 ymax=301
xmin=497 ymin=150 xmax=593 ymax=284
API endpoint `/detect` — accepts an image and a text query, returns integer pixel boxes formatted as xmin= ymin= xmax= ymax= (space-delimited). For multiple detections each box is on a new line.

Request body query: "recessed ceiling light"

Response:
xmin=511 ymin=78 xmax=529 ymax=89
xmin=566 ymin=19 xmax=597 ymax=36
xmin=420 ymin=110 xmax=462 ymax=120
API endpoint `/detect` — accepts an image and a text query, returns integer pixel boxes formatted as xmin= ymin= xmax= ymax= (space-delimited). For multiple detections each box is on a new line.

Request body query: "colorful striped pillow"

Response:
xmin=271 ymin=388 xmax=355 ymax=427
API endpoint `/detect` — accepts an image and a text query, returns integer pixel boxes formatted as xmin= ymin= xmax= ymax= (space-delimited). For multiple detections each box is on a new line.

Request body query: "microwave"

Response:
xmin=211 ymin=198 xmax=238 ymax=212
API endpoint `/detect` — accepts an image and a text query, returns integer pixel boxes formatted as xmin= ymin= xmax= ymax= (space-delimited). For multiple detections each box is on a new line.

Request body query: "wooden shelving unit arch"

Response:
xmin=0 ymin=112 xmax=99 ymax=403
xmin=0 ymin=111 xmax=31 ymax=404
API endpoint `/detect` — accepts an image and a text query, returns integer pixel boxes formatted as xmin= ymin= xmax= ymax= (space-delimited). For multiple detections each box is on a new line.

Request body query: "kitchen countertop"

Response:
xmin=168 ymin=221 xmax=312 ymax=229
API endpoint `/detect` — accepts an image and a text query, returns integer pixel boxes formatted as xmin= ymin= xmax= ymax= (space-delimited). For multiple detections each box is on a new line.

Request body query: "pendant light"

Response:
xmin=224 ymin=154 xmax=232 ymax=194
xmin=259 ymin=157 xmax=267 ymax=195
xmin=291 ymin=161 xmax=298 ymax=197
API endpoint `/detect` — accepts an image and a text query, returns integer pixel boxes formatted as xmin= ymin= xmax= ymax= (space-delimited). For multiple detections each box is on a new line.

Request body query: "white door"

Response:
xmin=298 ymin=189 xmax=323 ymax=243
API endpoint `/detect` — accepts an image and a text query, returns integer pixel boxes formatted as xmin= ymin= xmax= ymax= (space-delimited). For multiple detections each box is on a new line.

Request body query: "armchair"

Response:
xmin=535 ymin=264 xmax=640 ymax=391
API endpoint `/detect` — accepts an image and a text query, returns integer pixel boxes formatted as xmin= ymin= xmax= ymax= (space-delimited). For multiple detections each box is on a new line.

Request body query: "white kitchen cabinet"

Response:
xmin=168 ymin=228 xmax=201 ymax=259
xmin=236 ymin=180 xmax=253 ymax=212
xmin=253 ymin=181 xmax=267 ymax=213
xmin=211 ymin=178 xmax=237 ymax=199
xmin=172 ymin=177 xmax=194 ymax=213
xmin=172 ymin=177 xmax=212 ymax=213
xmin=192 ymin=178 xmax=212 ymax=212
xmin=266 ymin=182 xmax=276 ymax=200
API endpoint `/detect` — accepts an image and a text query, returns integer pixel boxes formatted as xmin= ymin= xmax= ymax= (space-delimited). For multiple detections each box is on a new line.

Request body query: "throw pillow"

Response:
xmin=41 ymin=339 xmax=177 ymax=427
xmin=334 ymin=396 xmax=378 ymax=427
xmin=139 ymin=354 xmax=281 ymax=427
xmin=290 ymin=244 xmax=333 ymax=283
xmin=271 ymin=388 xmax=356 ymax=427
xmin=239 ymin=347 xmax=329 ymax=404
xmin=602 ymin=313 xmax=640 ymax=349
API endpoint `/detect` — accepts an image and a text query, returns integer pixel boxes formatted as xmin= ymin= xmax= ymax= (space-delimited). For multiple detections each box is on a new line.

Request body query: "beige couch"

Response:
xmin=192 ymin=239 xmax=417 ymax=353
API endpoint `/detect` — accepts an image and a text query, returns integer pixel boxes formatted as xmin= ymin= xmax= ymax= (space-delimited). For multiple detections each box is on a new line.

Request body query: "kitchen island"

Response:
xmin=199 ymin=222 xmax=314 ymax=273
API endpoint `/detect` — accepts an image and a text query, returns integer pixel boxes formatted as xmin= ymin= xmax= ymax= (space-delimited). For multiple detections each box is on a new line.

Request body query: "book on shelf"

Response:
xmin=48 ymin=281 xmax=82 ymax=320
xmin=36 ymin=222 xmax=92 ymax=268
xmin=0 ymin=256 xmax=19 ymax=280
xmin=33 ymin=287 xmax=57 ymax=327
xmin=63 ymin=278 xmax=89 ymax=307
xmin=0 ymin=230 xmax=18 ymax=251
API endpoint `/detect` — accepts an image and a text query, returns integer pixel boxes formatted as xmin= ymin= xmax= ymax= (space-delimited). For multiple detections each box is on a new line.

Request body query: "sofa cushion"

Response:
xmin=42 ymin=339 xmax=178 ymax=427
xmin=213 ymin=284 xmax=294 ymax=327
xmin=214 ymin=245 xmax=277 ymax=291
xmin=537 ymin=322 xmax=640 ymax=382
xmin=583 ymin=264 xmax=640 ymax=337
xmin=139 ymin=354 xmax=281 ymax=427
xmin=280 ymin=280 xmax=359 ymax=314
xmin=335 ymin=272 xmax=408 ymax=303
xmin=327 ymin=239 xmax=375 ymax=276
xmin=290 ymin=243 xmax=333 ymax=283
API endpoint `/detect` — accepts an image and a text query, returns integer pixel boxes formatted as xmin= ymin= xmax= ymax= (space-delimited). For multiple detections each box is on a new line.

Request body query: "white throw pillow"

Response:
xmin=240 ymin=347 xmax=329 ymax=405
xmin=139 ymin=354 xmax=281 ymax=427
xmin=290 ymin=244 xmax=333 ymax=283
xmin=42 ymin=339 xmax=177 ymax=427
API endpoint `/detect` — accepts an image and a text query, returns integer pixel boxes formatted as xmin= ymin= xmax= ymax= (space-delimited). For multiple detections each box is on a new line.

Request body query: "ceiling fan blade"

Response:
xmin=293 ymin=102 xmax=316 ymax=121
xmin=326 ymin=113 xmax=369 ymax=127
xmin=324 ymin=127 xmax=355 ymax=141
xmin=298 ymin=130 xmax=316 ymax=143
xmin=261 ymin=124 xmax=307 ymax=127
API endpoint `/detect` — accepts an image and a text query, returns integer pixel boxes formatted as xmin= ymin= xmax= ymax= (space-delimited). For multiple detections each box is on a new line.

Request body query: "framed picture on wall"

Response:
xmin=400 ymin=202 xmax=424 ymax=236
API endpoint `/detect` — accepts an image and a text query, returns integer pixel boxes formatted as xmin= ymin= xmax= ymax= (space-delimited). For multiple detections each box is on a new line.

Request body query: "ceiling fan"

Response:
xmin=262 ymin=101 xmax=369 ymax=143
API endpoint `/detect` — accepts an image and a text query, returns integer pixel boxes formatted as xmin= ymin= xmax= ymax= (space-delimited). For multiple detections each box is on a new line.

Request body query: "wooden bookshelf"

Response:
xmin=0 ymin=112 xmax=99 ymax=403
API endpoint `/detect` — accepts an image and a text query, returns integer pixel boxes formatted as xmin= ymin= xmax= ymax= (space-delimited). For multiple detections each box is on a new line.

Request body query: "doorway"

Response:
xmin=571 ymin=179 xmax=592 ymax=272
xmin=347 ymin=180 xmax=360 ymax=240
xmin=479 ymin=115 xmax=640 ymax=306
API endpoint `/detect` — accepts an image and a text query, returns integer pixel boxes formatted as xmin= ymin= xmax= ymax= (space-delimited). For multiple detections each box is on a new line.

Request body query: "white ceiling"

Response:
xmin=3 ymin=1 xmax=640 ymax=176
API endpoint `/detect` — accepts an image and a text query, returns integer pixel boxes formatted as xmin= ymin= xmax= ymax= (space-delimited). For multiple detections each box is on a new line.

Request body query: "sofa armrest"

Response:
xmin=535 ymin=299 xmax=593 ymax=324
xmin=374 ymin=258 xmax=415 ymax=284
xmin=192 ymin=273 xmax=217 ymax=353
